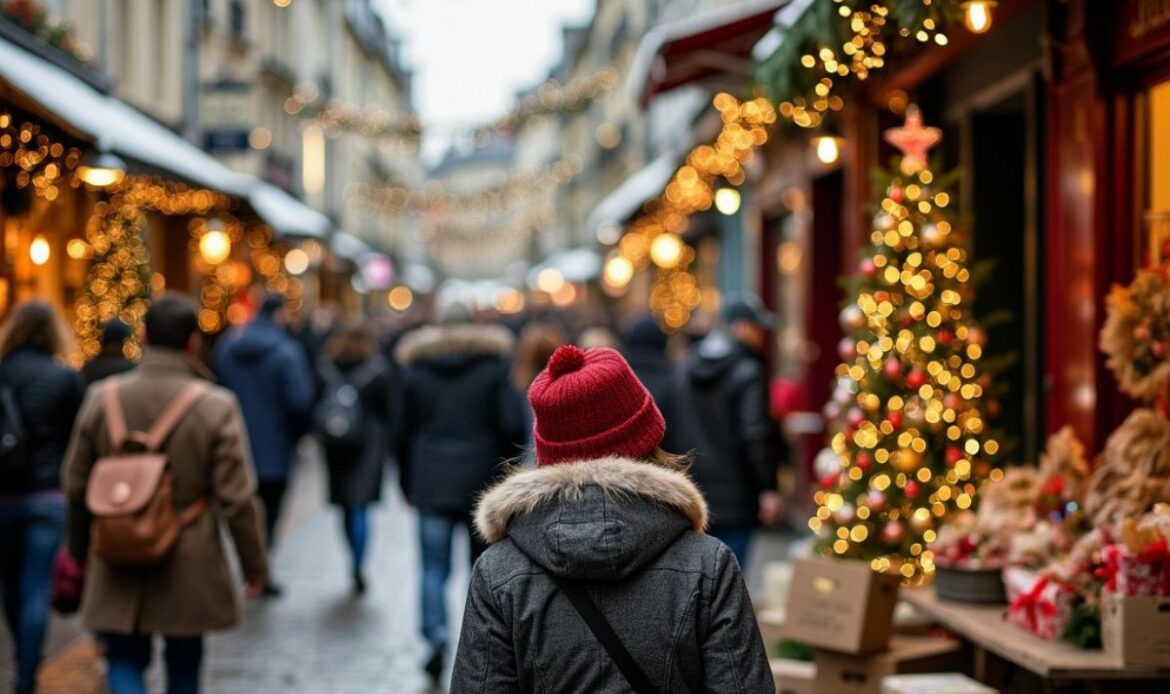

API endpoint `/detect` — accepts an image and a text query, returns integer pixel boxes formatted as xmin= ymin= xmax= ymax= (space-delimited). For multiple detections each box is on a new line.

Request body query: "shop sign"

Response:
xmin=1115 ymin=0 xmax=1170 ymax=66
xmin=202 ymin=81 xmax=252 ymax=153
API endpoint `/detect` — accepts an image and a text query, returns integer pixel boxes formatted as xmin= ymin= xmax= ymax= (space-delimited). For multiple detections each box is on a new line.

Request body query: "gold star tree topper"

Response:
xmin=884 ymin=105 xmax=942 ymax=174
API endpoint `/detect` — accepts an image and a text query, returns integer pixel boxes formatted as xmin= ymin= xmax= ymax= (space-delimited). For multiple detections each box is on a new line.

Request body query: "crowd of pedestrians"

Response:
xmin=0 ymin=288 xmax=788 ymax=693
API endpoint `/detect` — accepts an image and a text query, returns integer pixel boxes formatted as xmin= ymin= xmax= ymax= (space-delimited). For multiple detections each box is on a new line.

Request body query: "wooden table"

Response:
xmin=902 ymin=588 xmax=1170 ymax=691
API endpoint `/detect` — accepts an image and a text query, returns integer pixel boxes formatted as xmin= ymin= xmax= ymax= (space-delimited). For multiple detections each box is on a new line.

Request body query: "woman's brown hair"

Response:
xmin=322 ymin=319 xmax=378 ymax=363
xmin=648 ymin=447 xmax=693 ymax=472
xmin=0 ymin=300 xmax=73 ymax=360
xmin=513 ymin=322 xmax=565 ymax=391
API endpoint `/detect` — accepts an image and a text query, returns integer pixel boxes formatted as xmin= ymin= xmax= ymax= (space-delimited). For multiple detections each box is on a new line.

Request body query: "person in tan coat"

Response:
xmin=62 ymin=293 xmax=267 ymax=694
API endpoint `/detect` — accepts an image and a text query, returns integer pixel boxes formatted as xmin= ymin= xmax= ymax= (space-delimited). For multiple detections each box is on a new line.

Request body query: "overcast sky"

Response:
xmin=377 ymin=0 xmax=596 ymax=163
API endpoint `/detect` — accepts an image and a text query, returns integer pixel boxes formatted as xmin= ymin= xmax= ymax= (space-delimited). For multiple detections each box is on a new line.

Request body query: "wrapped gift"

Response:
xmin=1097 ymin=540 xmax=1170 ymax=597
xmin=1003 ymin=566 xmax=1076 ymax=639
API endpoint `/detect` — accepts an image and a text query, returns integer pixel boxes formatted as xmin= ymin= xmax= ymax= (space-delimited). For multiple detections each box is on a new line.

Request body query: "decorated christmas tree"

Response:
xmin=813 ymin=107 xmax=1000 ymax=582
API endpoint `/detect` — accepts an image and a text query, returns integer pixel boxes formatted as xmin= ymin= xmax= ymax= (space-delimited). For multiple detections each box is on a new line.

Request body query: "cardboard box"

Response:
xmin=1101 ymin=590 xmax=1170 ymax=667
xmin=783 ymin=557 xmax=900 ymax=654
xmin=815 ymin=636 xmax=961 ymax=694
xmin=771 ymin=658 xmax=815 ymax=694
xmin=882 ymin=673 xmax=997 ymax=694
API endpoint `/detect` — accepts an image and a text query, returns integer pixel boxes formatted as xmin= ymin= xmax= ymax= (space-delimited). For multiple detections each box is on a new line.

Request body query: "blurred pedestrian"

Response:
xmin=674 ymin=293 xmax=785 ymax=567
xmin=577 ymin=325 xmax=620 ymax=350
xmin=622 ymin=314 xmax=680 ymax=444
xmin=80 ymin=319 xmax=136 ymax=390
xmin=212 ymin=294 xmax=314 ymax=596
xmin=62 ymin=293 xmax=267 ymax=694
xmin=314 ymin=320 xmax=392 ymax=595
xmin=451 ymin=345 xmax=772 ymax=693
xmin=394 ymin=304 xmax=525 ymax=683
xmin=0 ymin=301 xmax=83 ymax=694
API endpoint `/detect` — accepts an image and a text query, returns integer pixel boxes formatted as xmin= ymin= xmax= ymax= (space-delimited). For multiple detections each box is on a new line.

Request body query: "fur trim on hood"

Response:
xmin=395 ymin=323 xmax=514 ymax=366
xmin=474 ymin=456 xmax=708 ymax=544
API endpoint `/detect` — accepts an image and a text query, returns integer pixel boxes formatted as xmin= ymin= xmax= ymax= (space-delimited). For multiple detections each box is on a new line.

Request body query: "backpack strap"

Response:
xmin=102 ymin=377 xmax=129 ymax=452
xmin=550 ymin=575 xmax=661 ymax=694
xmin=143 ymin=381 xmax=210 ymax=452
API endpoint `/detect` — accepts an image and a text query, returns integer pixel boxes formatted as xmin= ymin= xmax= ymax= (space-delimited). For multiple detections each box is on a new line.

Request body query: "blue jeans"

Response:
xmin=342 ymin=505 xmax=369 ymax=573
xmin=100 ymin=632 xmax=204 ymax=694
xmin=418 ymin=510 xmax=486 ymax=652
xmin=0 ymin=496 xmax=66 ymax=694
xmin=709 ymin=526 xmax=753 ymax=569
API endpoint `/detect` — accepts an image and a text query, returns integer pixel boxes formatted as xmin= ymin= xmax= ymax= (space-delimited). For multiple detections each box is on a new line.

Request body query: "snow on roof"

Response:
xmin=248 ymin=183 xmax=330 ymax=239
xmin=585 ymin=150 xmax=681 ymax=240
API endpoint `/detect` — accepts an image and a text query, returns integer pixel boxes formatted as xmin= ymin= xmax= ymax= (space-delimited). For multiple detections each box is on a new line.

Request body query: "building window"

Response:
xmin=229 ymin=0 xmax=245 ymax=40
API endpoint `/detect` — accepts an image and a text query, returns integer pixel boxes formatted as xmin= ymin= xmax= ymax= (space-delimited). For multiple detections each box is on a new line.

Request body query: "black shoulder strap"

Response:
xmin=550 ymin=575 xmax=660 ymax=694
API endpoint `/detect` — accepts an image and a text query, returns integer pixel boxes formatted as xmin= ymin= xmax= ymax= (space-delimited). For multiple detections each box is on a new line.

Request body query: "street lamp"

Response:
xmin=714 ymin=187 xmax=741 ymax=216
xmin=78 ymin=150 xmax=127 ymax=188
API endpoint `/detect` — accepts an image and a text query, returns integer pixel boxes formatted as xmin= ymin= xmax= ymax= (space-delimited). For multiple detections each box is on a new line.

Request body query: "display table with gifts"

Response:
xmin=901 ymin=588 xmax=1170 ymax=686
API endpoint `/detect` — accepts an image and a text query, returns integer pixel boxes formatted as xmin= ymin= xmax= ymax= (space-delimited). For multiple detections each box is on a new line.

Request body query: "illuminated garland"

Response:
xmin=757 ymin=0 xmax=976 ymax=129
xmin=0 ymin=110 xmax=83 ymax=202
xmin=608 ymin=93 xmax=776 ymax=330
xmin=284 ymin=66 xmax=619 ymax=143
xmin=74 ymin=194 xmax=151 ymax=360
xmin=348 ymin=156 xmax=581 ymax=214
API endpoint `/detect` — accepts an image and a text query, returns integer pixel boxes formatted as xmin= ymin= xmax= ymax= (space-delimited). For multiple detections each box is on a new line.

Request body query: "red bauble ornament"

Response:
xmin=860 ymin=258 xmax=876 ymax=277
xmin=820 ymin=473 xmax=839 ymax=490
xmin=884 ymin=358 xmax=903 ymax=379
xmin=906 ymin=370 xmax=927 ymax=389
xmin=855 ymin=452 xmax=872 ymax=471
xmin=881 ymin=521 xmax=905 ymax=545
xmin=937 ymin=329 xmax=954 ymax=345
xmin=945 ymin=447 xmax=963 ymax=466
xmin=1134 ymin=325 xmax=1151 ymax=341
xmin=889 ymin=187 xmax=905 ymax=203
xmin=865 ymin=490 xmax=886 ymax=513
xmin=905 ymin=481 xmax=921 ymax=497
xmin=1154 ymin=342 xmax=1169 ymax=358
xmin=886 ymin=411 xmax=903 ymax=429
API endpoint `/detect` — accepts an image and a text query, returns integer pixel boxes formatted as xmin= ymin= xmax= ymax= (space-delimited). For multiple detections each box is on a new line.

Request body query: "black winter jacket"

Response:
xmin=674 ymin=333 xmax=782 ymax=529
xmin=393 ymin=324 xmax=526 ymax=513
xmin=451 ymin=456 xmax=774 ymax=693
xmin=0 ymin=346 xmax=83 ymax=493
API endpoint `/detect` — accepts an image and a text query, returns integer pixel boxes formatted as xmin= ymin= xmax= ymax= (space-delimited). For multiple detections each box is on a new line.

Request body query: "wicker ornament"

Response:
xmin=1100 ymin=267 xmax=1170 ymax=402
xmin=1085 ymin=409 xmax=1170 ymax=528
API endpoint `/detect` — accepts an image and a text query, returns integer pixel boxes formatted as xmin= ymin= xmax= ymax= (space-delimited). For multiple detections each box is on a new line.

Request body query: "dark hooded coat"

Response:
xmin=674 ymin=332 xmax=782 ymax=530
xmin=450 ymin=456 xmax=774 ymax=693
xmin=212 ymin=316 xmax=315 ymax=482
xmin=393 ymin=324 xmax=525 ymax=513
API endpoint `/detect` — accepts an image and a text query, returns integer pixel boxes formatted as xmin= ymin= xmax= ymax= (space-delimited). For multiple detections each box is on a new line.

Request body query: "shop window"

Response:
xmin=1142 ymin=81 xmax=1170 ymax=265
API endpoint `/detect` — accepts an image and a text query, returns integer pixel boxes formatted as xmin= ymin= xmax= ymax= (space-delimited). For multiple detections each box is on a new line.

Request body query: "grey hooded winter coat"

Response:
xmin=451 ymin=456 xmax=775 ymax=694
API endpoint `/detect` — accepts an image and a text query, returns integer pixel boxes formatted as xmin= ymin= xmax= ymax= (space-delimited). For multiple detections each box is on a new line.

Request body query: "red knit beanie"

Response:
xmin=528 ymin=345 xmax=665 ymax=466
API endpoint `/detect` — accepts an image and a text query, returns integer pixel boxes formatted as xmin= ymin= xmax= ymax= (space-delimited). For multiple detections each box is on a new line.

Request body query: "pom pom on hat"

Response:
xmin=547 ymin=344 xmax=586 ymax=378
xmin=528 ymin=346 xmax=665 ymax=466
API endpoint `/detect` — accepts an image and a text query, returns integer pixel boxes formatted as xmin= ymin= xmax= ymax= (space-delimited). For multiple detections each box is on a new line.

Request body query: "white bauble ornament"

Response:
xmin=839 ymin=304 xmax=865 ymax=331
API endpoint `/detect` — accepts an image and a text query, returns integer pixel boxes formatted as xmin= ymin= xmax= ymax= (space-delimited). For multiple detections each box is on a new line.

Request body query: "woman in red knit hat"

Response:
xmin=451 ymin=345 xmax=773 ymax=693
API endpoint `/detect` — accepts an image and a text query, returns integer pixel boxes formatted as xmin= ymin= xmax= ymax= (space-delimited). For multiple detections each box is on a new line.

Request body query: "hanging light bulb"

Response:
xmin=29 ymin=234 xmax=50 ymax=265
xmin=650 ymin=233 xmax=683 ymax=269
xmin=813 ymin=135 xmax=843 ymax=165
xmin=603 ymin=255 xmax=634 ymax=289
xmin=961 ymin=1 xmax=996 ymax=34
xmin=714 ymin=187 xmax=741 ymax=216
xmin=198 ymin=220 xmax=232 ymax=265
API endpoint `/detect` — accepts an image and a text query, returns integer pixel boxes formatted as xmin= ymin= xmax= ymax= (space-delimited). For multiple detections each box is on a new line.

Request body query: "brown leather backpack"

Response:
xmin=85 ymin=378 xmax=210 ymax=566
